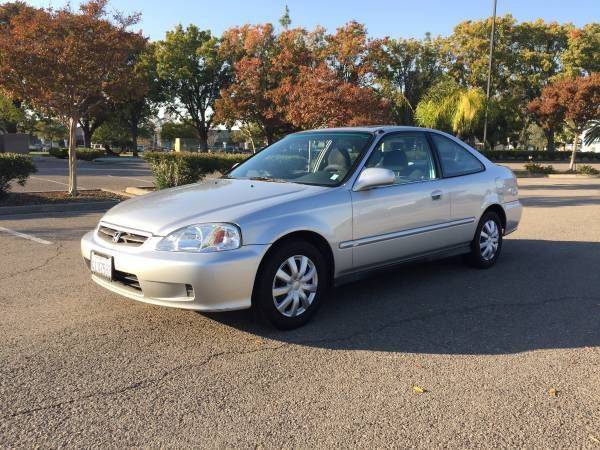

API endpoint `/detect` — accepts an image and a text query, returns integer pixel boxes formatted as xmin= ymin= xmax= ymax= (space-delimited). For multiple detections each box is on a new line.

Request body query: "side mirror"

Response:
xmin=353 ymin=167 xmax=395 ymax=192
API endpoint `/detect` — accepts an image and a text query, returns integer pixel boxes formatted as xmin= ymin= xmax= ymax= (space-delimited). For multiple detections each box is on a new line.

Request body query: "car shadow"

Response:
xmin=203 ymin=239 xmax=600 ymax=355
xmin=520 ymin=182 xmax=600 ymax=191
xmin=520 ymin=196 xmax=600 ymax=207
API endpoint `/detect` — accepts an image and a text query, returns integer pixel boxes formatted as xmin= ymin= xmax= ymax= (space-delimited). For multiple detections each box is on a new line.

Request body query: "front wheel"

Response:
xmin=466 ymin=211 xmax=503 ymax=269
xmin=253 ymin=240 xmax=329 ymax=329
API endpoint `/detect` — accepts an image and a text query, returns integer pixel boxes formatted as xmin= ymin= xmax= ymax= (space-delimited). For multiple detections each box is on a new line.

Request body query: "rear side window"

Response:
xmin=431 ymin=134 xmax=484 ymax=177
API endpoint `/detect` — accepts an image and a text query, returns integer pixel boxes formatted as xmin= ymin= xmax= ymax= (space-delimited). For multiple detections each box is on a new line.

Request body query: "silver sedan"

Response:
xmin=81 ymin=126 xmax=522 ymax=328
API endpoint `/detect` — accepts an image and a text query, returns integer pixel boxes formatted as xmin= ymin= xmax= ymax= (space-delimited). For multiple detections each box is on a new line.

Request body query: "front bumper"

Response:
xmin=81 ymin=229 xmax=269 ymax=312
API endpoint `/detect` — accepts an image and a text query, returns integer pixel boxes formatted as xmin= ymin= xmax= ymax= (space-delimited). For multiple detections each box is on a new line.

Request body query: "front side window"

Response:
xmin=227 ymin=132 xmax=373 ymax=186
xmin=365 ymin=132 xmax=437 ymax=184
xmin=431 ymin=134 xmax=484 ymax=177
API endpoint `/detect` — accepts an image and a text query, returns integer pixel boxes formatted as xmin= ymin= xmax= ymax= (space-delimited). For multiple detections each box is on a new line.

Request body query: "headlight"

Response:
xmin=156 ymin=223 xmax=241 ymax=253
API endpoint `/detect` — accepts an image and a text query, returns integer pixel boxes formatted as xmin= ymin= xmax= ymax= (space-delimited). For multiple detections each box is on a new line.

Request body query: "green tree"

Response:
xmin=230 ymin=122 xmax=265 ymax=152
xmin=440 ymin=15 xmax=516 ymax=92
xmin=92 ymin=118 xmax=132 ymax=153
xmin=511 ymin=20 xmax=571 ymax=146
xmin=0 ymin=93 xmax=25 ymax=133
xmin=79 ymin=103 xmax=112 ymax=149
xmin=155 ymin=25 xmax=230 ymax=151
xmin=562 ymin=24 xmax=600 ymax=76
xmin=114 ymin=42 xmax=164 ymax=156
xmin=371 ymin=34 xmax=443 ymax=124
xmin=35 ymin=118 xmax=67 ymax=149
xmin=159 ymin=121 xmax=198 ymax=142
xmin=415 ymin=78 xmax=486 ymax=139
xmin=279 ymin=5 xmax=291 ymax=30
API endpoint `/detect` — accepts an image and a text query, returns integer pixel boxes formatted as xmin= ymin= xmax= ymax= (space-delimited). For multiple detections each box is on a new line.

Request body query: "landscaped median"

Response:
xmin=143 ymin=151 xmax=249 ymax=188
xmin=0 ymin=153 xmax=37 ymax=198
xmin=0 ymin=190 xmax=126 ymax=215
xmin=48 ymin=147 xmax=106 ymax=161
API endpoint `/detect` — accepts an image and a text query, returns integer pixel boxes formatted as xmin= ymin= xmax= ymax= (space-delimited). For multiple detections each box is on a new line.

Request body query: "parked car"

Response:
xmin=81 ymin=126 xmax=522 ymax=329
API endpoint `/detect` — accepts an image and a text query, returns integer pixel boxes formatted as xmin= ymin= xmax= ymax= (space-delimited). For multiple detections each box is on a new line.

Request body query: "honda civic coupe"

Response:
xmin=81 ymin=126 xmax=522 ymax=329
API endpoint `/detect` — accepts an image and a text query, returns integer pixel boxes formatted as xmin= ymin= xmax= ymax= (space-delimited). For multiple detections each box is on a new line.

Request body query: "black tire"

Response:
xmin=466 ymin=211 xmax=503 ymax=269
xmin=252 ymin=240 xmax=329 ymax=329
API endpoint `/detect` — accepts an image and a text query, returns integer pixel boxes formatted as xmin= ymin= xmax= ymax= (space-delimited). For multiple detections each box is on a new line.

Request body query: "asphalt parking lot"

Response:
xmin=1 ymin=177 xmax=599 ymax=448
xmin=10 ymin=156 xmax=154 ymax=193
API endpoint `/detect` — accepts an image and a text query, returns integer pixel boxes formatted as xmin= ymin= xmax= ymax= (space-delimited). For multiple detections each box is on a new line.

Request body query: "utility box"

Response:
xmin=0 ymin=133 xmax=29 ymax=153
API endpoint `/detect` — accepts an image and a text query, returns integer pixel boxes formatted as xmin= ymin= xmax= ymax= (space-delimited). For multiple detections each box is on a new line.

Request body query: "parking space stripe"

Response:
xmin=0 ymin=226 xmax=53 ymax=245
xmin=30 ymin=176 xmax=90 ymax=190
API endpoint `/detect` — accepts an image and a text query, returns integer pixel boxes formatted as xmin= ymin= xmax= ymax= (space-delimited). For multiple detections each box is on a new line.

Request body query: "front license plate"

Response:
xmin=90 ymin=252 xmax=113 ymax=280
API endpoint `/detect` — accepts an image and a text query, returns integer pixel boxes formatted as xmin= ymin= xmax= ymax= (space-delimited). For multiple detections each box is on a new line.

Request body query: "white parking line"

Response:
xmin=30 ymin=176 xmax=90 ymax=190
xmin=0 ymin=226 xmax=53 ymax=245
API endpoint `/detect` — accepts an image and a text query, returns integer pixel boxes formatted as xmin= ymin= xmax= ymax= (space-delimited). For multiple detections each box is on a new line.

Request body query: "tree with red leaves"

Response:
xmin=0 ymin=1 xmax=146 ymax=194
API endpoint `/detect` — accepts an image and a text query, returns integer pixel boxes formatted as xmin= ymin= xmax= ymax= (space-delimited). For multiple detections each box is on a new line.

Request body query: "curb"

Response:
xmin=547 ymin=174 xmax=599 ymax=179
xmin=100 ymin=188 xmax=135 ymax=198
xmin=125 ymin=186 xmax=153 ymax=196
xmin=0 ymin=200 xmax=118 ymax=216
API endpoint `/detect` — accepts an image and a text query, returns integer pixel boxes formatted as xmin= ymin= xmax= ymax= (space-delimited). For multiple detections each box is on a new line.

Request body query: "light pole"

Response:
xmin=482 ymin=0 xmax=497 ymax=149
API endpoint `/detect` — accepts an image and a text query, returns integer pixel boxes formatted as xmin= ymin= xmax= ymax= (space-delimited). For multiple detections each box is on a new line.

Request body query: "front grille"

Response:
xmin=113 ymin=270 xmax=141 ymax=291
xmin=98 ymin=225 xmax=149 ymax=247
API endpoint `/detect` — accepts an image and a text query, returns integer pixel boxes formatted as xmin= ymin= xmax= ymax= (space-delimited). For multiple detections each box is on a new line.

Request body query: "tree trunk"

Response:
xmin=544 ymin=128 xmax=555 ymax=152
xmin=265 ymin=128 xmax=275 ymax=145
xmin=518 ymin=116 xmax=530 ymax=150
xmin=569 ymin=133 xmax=578 ymax=171
xmin=131 ymin=124 xmax=139 ymax=157
xmin=81 ymin=122 xmax=92 ymax=149
xmin=68 ymin=116 xmax=78 ymax=195
xmin=197 ymin=127 xmax=209 ymax=152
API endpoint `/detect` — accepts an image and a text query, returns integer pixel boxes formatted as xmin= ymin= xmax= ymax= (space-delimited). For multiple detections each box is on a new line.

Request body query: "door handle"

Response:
xmin=431 ymin=190 xmax=443 ymax=201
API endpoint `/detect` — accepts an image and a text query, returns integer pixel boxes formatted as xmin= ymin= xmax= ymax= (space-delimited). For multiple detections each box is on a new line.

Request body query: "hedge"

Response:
xmin=0 ymin=153 xmax=37 ymax=198
xmin=143 ymin=151 xmax=249 ymax=189
xmin=481 ymin=150 xmax=600 ymax=162
xmin=49 ymin=147 xmax=106 ymax=161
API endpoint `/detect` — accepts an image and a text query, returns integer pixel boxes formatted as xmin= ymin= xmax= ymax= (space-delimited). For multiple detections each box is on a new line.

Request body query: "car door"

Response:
xmin=349 ymin=132 xmax=456 ymax=270
xmin=429 ymin=133 xmax=489 ymax=244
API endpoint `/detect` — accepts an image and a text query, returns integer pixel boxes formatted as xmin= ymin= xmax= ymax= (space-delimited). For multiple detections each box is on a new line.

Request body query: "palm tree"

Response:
xmin=415 ymin=79 xmax=486 ymax=138
xmin=584 ymin=120 xmax=600 ymax=146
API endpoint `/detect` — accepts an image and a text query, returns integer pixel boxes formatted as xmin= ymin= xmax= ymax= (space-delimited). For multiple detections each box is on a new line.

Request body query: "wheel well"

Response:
xmin=256 ymin=231 xmax=335 ymax=286
xmin=483 ymin=204 xmax=507 ymax=232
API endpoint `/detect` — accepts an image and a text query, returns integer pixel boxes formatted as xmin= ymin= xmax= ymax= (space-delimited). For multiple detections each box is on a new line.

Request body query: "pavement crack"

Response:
xmin=293 ymin=295 xmax=600 ymax=347
xmin=2 ymin=295 xmax=597 ymax=421
xmin=0 ymin=244 xmax=63 ymax=282
xmin=1 ymin=344 xmax=287 ymax=421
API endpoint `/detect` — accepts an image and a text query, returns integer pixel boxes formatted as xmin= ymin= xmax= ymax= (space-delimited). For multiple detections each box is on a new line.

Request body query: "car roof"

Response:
xmin=295 ymin=125 xmax=442 ymax=135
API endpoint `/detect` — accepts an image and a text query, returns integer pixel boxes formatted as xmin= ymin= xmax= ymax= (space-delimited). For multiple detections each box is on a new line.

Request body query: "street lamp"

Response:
xmin=482 ymin=0 xmax=497 ymax=150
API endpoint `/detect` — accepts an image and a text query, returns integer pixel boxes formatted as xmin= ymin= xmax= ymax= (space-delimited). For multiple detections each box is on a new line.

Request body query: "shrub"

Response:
xmin=0 ymin=153 xmax=37 ymax=198
xmin=524 ymin=163 xmax=554 ymax=174
xmin=143 ymin=151 xmax=250 ymax=189
xmin=48 ymin=147 xmax=105 ymax=161
xmin=576 ymin=164 xmax=600 ymax=175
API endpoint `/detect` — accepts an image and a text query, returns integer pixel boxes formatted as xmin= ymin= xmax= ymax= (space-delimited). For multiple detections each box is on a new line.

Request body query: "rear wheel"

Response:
xmin=466 ymin=211 xmax=503 ymax=269
xmin=253 ymin=240 xmax=329 ymax=329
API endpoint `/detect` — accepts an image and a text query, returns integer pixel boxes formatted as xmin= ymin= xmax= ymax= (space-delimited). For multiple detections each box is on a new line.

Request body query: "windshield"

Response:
xmin=227 ymin=132 xmax=373 ymax=186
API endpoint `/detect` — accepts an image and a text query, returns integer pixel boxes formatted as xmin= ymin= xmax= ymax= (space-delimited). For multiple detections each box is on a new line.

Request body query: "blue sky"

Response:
xmin=25 ymin=0 xmax=600 ymax=40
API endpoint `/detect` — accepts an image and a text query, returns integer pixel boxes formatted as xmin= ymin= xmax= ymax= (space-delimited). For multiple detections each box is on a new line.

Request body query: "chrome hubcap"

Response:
xmin=272 ymin=255 xmax=318 ymax=318
xmin=479 ymin=219 xmax=500 ymax=260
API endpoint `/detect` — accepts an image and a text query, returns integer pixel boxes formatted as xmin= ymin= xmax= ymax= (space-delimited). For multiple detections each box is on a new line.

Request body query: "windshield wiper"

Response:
xmin=248 ymin=176 xmax=289 ymax=183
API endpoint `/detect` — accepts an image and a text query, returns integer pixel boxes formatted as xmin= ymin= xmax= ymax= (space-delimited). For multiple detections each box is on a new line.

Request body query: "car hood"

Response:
xmin=101 ymin=178 xmax=325 ymax=236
